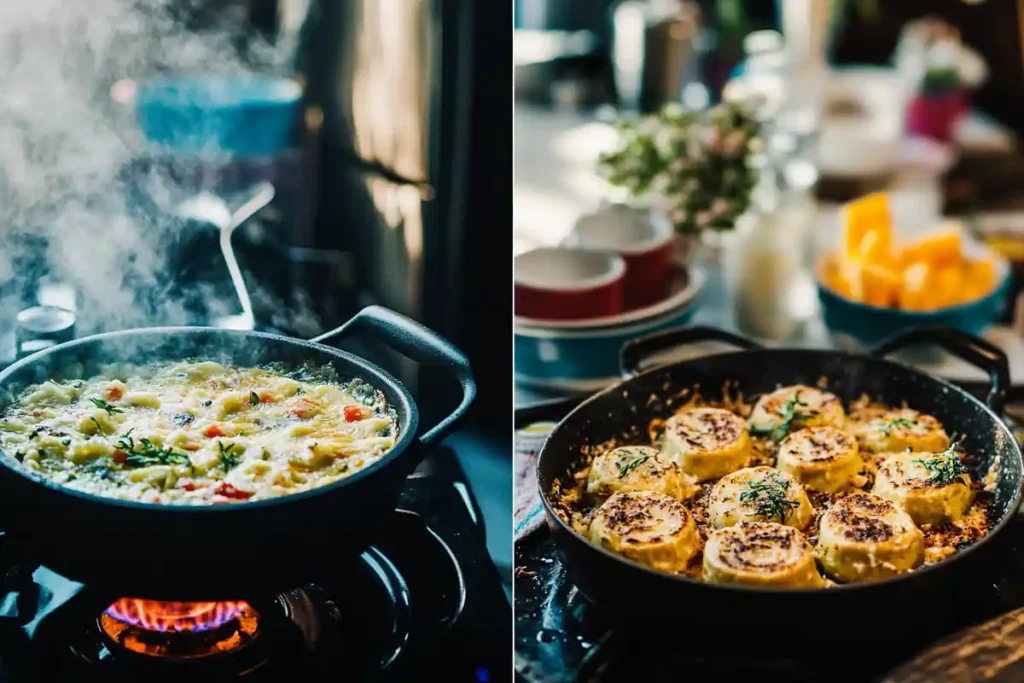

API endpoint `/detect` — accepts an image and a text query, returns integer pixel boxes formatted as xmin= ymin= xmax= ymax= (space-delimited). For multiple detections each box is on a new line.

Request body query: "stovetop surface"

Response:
xmin=515 ymin=521 xmax=1024 ymax=682
xmin=0 ymin=446 xmax=511 ymax=682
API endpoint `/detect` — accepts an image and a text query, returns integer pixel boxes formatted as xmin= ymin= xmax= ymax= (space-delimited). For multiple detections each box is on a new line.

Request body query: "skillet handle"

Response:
xmin=310 ymin=306 xmax=476 ymax=446
xmin=620 ymin=326 xmax=763 ymax=378
xmin=870 ymin=326 xmax=1010 ymax=415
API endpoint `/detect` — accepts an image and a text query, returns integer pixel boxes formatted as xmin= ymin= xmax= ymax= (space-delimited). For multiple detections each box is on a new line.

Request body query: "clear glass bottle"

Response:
xmin=732 ymin=151 xmax=819 ymax=341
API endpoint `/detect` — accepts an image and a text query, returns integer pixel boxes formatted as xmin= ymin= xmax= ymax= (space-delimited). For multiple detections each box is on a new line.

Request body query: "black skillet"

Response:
xmin=537 ymin=325 xmax=1024 ymax=641
xmin=0 ymin=305 xmax=475 ymax=599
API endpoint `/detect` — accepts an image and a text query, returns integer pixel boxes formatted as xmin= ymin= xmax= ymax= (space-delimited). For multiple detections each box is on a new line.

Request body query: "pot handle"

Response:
xmin=620 ymin=326 xmax=763 ymax=378
xmin=310 ymin=306 xmax=476 ymax=446
xmin=870 ymin=326 xmax=1010 ymax=415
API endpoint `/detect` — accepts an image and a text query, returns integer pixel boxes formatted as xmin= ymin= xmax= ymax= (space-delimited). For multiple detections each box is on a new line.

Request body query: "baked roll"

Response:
xmin=586 ymin=446 xmax=692 ymax=501
xmin=749 ymin=385 xmax=845 ymax=441
xmin=588 ymin=490 xmax=700 ymax=573
xmin=707 ymin=466 xmax=814 ymax=530
xmin=661 ymin=408 xmax=752 ymax=482
xmin=703 ymin=521 xmax=824 ymax=588
xmin=872 ymin=450 xmax=973 ymax=526
xmin=816 ymin=492 xmax=924 ymax=583
xmin=776 ymin=426 xmax=862 ymax=494
xmin=853 ymin=408 xmax=950 ymax=455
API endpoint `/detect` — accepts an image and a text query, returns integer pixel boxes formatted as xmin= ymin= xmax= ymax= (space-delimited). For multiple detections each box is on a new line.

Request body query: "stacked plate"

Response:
xmin=515 ymin=204 xmax=705 ymax=393
xmin=514 ymin=263 xmax=705 ymax=393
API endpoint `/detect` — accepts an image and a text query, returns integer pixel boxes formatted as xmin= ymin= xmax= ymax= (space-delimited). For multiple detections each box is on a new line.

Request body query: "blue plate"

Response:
xmin=818 ymin=261 xmax=1011 ymax=350
xmin=515 ymin=266 xmax=704 ymax=393
xmin=136 ymin=74 xmax=302 ymax=157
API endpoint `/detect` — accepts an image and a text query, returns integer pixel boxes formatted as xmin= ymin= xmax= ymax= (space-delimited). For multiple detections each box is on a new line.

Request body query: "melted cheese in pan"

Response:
xmin=703 ymin=521 xmax=824 ymax=588
xmin=853 ymin=408 xmax=950 ymax=455
xmin=707 ymin=466 xmax=813 ymax=530
xmin=661 ymin=408 xmax=752 ymax=482
xmin=586 ymin=446 xmax=693 ymax=501
xmin=872 ymin=451 xmax=973 ymax=526
xmin=776 ymin=426 xmax=862 ymax=494
xmin=588 ymin=490 xmax=700 ymax=573
xmin=816 ymin=492 xmax=924 ymax=582
xmin=0 ymin=361 xmax=399 ymax=505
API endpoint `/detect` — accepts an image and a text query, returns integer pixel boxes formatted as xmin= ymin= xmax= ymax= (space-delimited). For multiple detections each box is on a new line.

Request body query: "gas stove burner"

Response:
xmin=62 ymin=546 xmax=414 ymax=680
xmin=104 ymin=599 xmax=254 ymax=634
xmin=99 ymin=599 xmax=260 ymax=659
xmin=0 ymin=471 xmax=510 ymax=683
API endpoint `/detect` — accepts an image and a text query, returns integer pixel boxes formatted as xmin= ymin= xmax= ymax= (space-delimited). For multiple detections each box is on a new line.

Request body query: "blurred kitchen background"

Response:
xmin=0 ymin=0 xmax=513 ymax=584
xmin=514 ymin=0 xmax=1024 ymax=414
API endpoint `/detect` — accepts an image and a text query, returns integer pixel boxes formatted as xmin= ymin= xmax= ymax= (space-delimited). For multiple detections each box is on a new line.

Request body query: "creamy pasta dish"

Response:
xmin=556 ymin=383 xmax=996 ymax=588
xmin=0 ymin=361 xmax=398 ymax=504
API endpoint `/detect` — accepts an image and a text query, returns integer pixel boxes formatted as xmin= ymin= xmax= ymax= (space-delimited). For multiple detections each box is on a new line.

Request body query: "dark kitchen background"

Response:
xmin=0 ymin=0 xmax=513 ymax=580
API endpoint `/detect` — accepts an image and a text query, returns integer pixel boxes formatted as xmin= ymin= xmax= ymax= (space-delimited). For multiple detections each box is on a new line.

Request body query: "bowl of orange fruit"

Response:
xmin=817 ymin=192 xmax=1010 ymax=348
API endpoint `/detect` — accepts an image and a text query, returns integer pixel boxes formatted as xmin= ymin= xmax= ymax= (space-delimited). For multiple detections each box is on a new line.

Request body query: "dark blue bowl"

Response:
xmin=817 ymin=261 xmax=1011 ymax=349
xmin=136 ymin=74 xmax=302 ymax=157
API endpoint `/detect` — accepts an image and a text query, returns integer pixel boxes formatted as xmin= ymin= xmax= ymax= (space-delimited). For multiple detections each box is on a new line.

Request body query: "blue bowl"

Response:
xmin=515 ymin=266 xmax=704 ymax=393
xmin=136 ymin=74 xmax=303 ymax=157
xmin=817 ymin=261 xmax=1011 ymax=350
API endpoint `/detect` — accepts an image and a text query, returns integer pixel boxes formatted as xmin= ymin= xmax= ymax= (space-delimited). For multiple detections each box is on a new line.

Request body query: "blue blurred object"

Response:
xmin=135 ymin=74 xmax=302 ymax=157
xmin=818 ymin=262 xmax=1012 ymax=350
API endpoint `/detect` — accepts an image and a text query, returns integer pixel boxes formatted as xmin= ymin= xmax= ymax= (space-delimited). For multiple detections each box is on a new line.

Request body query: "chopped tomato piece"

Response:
xmin=113 ymin=450 xmax=128 ymax=464
xmin=287 ymin=396 xmax=323 ymax=419
xmin=343 ymin=405 xmax=369 ymax=422
xmin=204 ymin=424 xmax=224 ymax=438
xmin=106 ymin=386 xmax=123 ymax=400
xmin=214 ymin=483 xmax=253 ymax=500
xmin=181 ymin=482 xmax=197 ymax=491
xmin=258 ymin=392 xmax=275 ymax=403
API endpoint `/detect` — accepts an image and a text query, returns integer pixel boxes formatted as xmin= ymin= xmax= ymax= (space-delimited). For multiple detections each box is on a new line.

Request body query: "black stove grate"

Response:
xmin=0 ymin=447 xmax=511 ymax=682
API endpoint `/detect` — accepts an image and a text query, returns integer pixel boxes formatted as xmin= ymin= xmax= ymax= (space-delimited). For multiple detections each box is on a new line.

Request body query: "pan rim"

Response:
xmin=0 ymin=325 xmax=421 ymax=514
xmin=537 ymin=347 xmax=1024 ymax=596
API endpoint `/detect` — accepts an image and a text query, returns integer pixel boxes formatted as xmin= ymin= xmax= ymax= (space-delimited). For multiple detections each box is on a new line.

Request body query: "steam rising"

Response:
xmin=0 ymin=0 xmax=306 ymax=333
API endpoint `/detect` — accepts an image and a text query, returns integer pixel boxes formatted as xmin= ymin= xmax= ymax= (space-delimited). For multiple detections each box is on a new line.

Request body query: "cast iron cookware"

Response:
xmin=0 ymin=306 xmax=475 ymax=599
xmin=537 ymin=325 xmax=1023 ymax=638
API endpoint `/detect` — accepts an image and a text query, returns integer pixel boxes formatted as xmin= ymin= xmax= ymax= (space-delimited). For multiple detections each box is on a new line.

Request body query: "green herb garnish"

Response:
xmin=218 ymin=441 xmax=241 ymax=470
xmin=88 ymin=398 xmax=123 ymax=415
xmin=738 ymin=472 xmax=799 ymax=522
xmin=750 ymin=393 xmax=808 ymax=443
xmin=116 ymin=432 xmax=190 ymax=468
xmin=882 ymin=416 xmax=916 ymax=436
xmin=89 ymin=417 xmax=104 ymax=434
xmin=914 ymin=441 xmax=968 ymax=486
xmin=616 ymin=453 xmax=650 ymax=479
xmin=250 ymin=391 xmax=260 ymax=406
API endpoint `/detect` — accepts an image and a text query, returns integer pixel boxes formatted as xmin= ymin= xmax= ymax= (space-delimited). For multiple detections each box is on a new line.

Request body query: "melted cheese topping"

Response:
xmin=707 ymin=466 xmax=813 ymax=530
xmin=703 ymin=521 xmax=824 ymax=588
xmin=748 ymin=385 xmax=845 ymax=433
xmin=854 ymin=408 xmax=950 ymax=455
xmin=661 ymin=407 xmax=752 ymax=482
xmin=586 ymin=446 xmax=693 ymax=501
xmin=816 ymin=492 xmax=924 ymax=582
xmin=588 ymin=490 xmax=700 ymax=573
xmin=776 ymin=426 xmax=862 ymax=494
xmin=872 ymin=451 xmax=973 ymax=526
xmin=0 ymin=361 xmax=398 ymax=505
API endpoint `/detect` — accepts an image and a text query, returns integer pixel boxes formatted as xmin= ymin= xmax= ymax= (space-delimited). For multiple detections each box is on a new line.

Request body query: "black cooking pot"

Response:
xmin=0 ymin=306 xmax=475 ymax=599
xmin=537 ymin=325 xmax=1023 ymax=640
